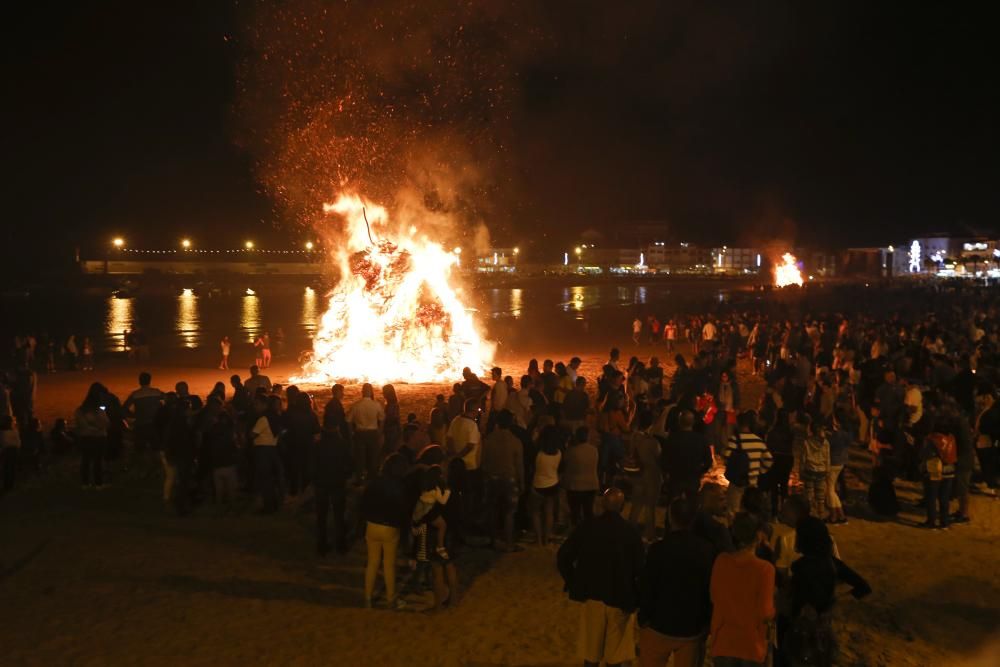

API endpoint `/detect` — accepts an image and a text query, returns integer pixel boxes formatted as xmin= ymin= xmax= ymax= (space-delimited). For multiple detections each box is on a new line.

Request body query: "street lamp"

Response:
xmin=112 ymin=237 xmax=124 ymax=248
xmin=513 ymin=247 xmax=520 ymax=255
xmin=245 ymin=240 xmax=255 ymax=250
xmin=574 ymin=246 xmax=582 ymax=256
xmin=181 ymin=238 xmax=192 ymax=249
xmin=305 ymin=241 xmax=314 ymax=250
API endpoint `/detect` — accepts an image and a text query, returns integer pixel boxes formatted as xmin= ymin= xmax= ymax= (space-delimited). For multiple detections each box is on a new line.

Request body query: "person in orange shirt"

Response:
xmin=709 ymin=512 xmax=775 ymax=666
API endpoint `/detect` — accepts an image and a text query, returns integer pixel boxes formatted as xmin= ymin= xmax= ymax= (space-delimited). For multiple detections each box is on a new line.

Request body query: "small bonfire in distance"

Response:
xmin=774 ymin=253 xmax=804 ymax=287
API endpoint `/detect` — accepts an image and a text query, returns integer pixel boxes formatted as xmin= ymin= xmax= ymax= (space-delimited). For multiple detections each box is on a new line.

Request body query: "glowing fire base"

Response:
xmin=292 ymin=194 xmax=493 ymax=385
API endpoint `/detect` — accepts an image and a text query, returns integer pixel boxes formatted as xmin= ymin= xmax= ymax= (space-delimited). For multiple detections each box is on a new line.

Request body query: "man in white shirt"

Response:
xmin=633 ymin=317 xmax=643 ymax=344
xmin=349 ymin=383 xmax=384 ymax=481
xmin=447 ymin=399 xmax=482 ymax=469
xmin=488 ymin=367 xmax=508 ymax=433
xmin=567 ymin=357 xmax=582 ymax=384
xmin=448 ymin=398 xmax=484 ymax=530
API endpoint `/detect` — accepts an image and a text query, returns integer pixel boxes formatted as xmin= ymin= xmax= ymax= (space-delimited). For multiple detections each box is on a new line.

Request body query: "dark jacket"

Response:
xmin=360 ymin=476 xmax=409 ymax=529
xmin=557 ymin=511 xmax=644 ymax=612
xmin=693 ymin=511 xmax=734 ymax=554
xmin=661 ymin=430 xmax=713 ymax=486
xmin=790 ymin=555 xmax=871 ymax=615
xmin=639 ymin=530 xmax=716 ymax=637
xmin=206 ymin=421 xmax=239 ymax=469
xmin=323 ymin=398 xmax=350 ymax=440
xmin=314 ymin=431 xmax=354 ymax=489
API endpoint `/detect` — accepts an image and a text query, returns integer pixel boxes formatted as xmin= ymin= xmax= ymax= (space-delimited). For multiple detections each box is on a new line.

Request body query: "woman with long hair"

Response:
xmin=382 ymin=384 xmax=401 ymax=455
xmin=428 ymin=407 xmax=448 ymax=448
xmin=75 ymin=382 xmax=110 ymax=489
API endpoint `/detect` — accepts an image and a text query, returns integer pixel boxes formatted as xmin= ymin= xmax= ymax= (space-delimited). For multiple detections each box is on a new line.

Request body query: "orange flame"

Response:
xmin=292 ymin=194 xmax=494 ymax=385
xmin=774 ymin=253 xmax=804 ymax=287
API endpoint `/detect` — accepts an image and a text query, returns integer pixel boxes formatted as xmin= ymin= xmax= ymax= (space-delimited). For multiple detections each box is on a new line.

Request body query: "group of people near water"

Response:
xmin=3 ymin=281 xmax=1000 ymax=665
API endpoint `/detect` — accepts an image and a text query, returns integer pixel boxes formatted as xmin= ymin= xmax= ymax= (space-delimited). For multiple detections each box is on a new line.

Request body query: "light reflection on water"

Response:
xmin=105 ymin=296 xmax=134 ymax=351
xmin=302 ymin=286 xmax=319 ymax=334
xmin=241 ymin=294 xmax=261 ymax=343
xmin=510 ymin=288 xmax=523 ymax=318
xmin=82 ymin=283 xmax=741 ymax=352
xmin=177 ymin=289 xmax=199 ymax=349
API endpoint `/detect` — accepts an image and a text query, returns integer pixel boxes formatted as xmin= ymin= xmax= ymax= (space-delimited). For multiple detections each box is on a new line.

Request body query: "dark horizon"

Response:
xmin=4 ymin=2 xmax=999 ymax=273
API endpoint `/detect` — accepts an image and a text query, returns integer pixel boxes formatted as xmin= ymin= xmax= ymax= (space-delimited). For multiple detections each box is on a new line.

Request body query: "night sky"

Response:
xmin=4 ymin=1 xmax=998 ymax=271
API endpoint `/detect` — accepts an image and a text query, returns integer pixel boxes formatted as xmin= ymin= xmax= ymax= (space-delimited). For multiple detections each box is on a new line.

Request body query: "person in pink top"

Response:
xmin=709 ymin=513 xmax=775 ymax=666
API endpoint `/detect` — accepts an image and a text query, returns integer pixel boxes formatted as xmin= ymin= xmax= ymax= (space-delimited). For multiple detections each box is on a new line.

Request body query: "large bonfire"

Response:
xmin=293 ymin=194 xmax=494 ymax=385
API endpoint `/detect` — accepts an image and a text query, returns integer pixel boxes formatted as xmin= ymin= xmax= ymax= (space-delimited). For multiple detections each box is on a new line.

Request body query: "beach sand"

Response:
xmin=2 ymin=349 xmax=1000 ymax=666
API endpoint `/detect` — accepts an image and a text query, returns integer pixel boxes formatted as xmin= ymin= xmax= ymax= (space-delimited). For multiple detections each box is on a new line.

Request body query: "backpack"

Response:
xmin=801 ymin=437 xmax=829 ymax=473
xmin=725 ymin=432 xmax=750 ymax=487
xmin=927 ymin=432 xmax=957 ymax=466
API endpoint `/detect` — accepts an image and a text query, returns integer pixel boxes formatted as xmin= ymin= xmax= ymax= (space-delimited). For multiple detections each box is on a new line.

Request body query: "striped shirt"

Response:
xmin=725 ymin=432 xmax=773 ymax=486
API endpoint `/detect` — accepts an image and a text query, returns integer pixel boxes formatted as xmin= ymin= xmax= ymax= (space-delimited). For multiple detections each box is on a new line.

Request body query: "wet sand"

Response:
xmin=3 ymin=348 xmax=1000 ymax=666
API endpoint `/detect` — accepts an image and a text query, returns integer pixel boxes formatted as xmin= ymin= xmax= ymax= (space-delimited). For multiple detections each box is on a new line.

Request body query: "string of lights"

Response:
xmin=109 ymin=238 xmax=323 ymax=255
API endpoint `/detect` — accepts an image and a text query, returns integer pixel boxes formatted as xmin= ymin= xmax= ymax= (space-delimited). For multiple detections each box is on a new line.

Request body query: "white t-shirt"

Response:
xmin=221 ymin=340 xmax=231 ymax=355
xmin=534 ymin=450 xmax=562 ymax=489
xmin=702 ymin=322 xmax=717 ymax=341
xmin=633 ymin=319 xmax=643 ymax=334
xmin=491 ymin=381 xmax=509 ymax=414
xmin=447 ymin=416 xmax=482 ymax=470
xmin=252 ymin=416 xmax=277 ymax=446
xmin=349 ymin=397 xmax=384 ymax=431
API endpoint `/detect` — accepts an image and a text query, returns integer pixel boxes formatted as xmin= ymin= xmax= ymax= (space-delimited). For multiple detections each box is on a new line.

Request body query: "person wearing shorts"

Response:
xmin=532 ymin=426 xmax=564 ymax=546
xmin=558 ymin=488 xmax=644 ymax=667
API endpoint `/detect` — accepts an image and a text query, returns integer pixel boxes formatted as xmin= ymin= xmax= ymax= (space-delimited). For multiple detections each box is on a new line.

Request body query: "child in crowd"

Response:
xmin=412 ymin=466 xmax=451 ymax=560
xmin=1 ymin=415 xmax=21 ymax=493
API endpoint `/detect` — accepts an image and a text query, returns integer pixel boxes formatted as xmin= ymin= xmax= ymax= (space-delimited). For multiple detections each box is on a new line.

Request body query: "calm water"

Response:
xmin=1 ymin=282 xmax=742 ymax=356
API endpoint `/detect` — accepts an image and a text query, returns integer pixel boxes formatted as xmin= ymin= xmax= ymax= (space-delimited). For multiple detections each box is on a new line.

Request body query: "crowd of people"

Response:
xmin=3 ymin=282 xmax=1000 ymax=665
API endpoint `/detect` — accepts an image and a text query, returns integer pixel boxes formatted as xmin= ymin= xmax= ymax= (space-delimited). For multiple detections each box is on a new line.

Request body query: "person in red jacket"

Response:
xmin=709 ymin=512 xmax=775 ymax=666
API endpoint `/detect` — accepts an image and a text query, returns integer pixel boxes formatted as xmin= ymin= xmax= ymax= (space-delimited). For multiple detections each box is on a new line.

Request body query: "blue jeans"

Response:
xmin=924 ymin=477 xmax=953 ymax=526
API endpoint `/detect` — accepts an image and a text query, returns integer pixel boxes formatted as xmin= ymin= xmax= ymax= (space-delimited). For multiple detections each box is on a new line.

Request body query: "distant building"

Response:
xmin=711 ymin=247 xmax=761 ymax=274
xmin=475 ymin=247 xmax=519 ymax=273
xmin=644 ymin=243 xmax=712 ymax=273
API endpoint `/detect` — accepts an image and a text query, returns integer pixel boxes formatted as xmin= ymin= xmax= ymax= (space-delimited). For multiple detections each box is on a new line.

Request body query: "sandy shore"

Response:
xmin=3 ymin=349 xmax=1000 ymax=666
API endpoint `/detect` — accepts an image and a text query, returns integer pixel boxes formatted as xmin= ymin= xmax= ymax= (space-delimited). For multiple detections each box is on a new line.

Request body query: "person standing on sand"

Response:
xmin=563 ymin=426 xmax=600 ymax=528
xmin=349 ymin=383 xmax=385 ymax=482
xmin=360 ymin=453 xmax=409 ymax=609
xmin=709 ymin=512 xmax=775 ymax=667
xmin=487 ymin=367 xmax=508 ymax=434
xmin=633 ymin=317 xmax=643 ymax=345
xmin=480 ymin=409 xmax=523 ymax=552
xmin=315 ymin=417 xmax=354 ymax=556
xmin=638 ymin=497 xmax=717 ymax=667
xmin=323 ymin=384 xmax=351 ymax=442
xmin=382 ymin=384 xmax=402 ymax=456
xmin=254 ymin=332 xmax=271 ymax=369
xmin=75 ymin=383 xmax=111 ymax=490
xmin=219 ymin=336 xmax=231 ymax=370
xmin=557 ymin=488 xmax=644 ymax=667
xmin=243 ymin=365 xmax=272 ymax=396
